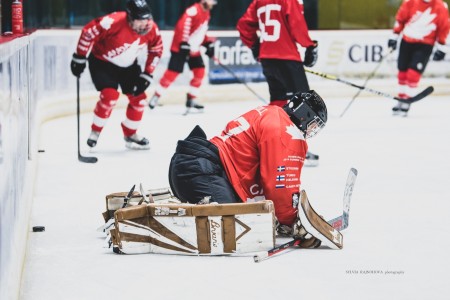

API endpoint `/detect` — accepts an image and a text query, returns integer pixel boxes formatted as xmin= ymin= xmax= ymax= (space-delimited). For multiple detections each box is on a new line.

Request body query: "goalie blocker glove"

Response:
xmin=71 ymin=53 xmax=86 ymax=77
xmin=276 ymin=218 xmax=321 ymax=249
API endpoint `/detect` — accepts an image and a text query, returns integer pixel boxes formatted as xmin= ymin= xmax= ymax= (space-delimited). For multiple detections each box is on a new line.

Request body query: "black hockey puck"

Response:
xmin=32 ymin=226 xmax=45 ymax=232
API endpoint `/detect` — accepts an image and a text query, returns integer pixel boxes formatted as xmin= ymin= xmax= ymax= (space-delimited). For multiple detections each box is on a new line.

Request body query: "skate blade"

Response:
xmin=125 ymin=142 xmax=151 ymax=150
xmin=183 ymin=107 xmax=204 ymax=116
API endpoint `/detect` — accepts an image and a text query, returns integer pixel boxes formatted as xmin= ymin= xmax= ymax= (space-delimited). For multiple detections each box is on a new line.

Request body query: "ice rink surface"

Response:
xmin=20 ymin=87 xmax=450 ymax=300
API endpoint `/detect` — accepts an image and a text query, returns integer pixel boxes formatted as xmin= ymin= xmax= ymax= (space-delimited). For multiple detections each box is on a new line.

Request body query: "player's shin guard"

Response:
xmin=91 ymin=88 xmax=120 ymax=132
xmin=186 ymin=67 xmax=205 ymax=110
xmin=393 ymin=71 xmax=408 ymax=114
xmin=397 ymin=71 xmax=408 ymax=99
xmin=122 ymin=93 xmax=149 ymax=149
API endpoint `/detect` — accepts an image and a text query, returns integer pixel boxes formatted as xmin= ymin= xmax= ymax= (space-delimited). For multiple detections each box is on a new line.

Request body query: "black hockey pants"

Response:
xmin=168 ymin=125 xmax=241 ymax=204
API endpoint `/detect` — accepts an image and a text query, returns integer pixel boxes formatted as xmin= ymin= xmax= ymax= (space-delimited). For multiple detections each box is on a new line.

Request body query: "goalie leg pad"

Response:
xmin=111 ymin=201 xmax=276 ymax=255
xmin=297 ymin=190 xmax=343 ymax=250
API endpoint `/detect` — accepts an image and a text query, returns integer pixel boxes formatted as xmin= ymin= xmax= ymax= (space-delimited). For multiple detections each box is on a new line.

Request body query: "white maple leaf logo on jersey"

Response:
xmin=100 ymin=16 xmax=114 ymax=30
xmin=286 ymin=125 xmax=304 ymax=140
xmin=403 ymin=7 xmax=437 ymax=40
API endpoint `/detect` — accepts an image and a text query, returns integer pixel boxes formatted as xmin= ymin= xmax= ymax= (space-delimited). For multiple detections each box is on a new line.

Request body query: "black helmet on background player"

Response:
xmin=283 ymin=90 xmax=327 ymax=138
xmin=126 ymin=0 xmax=152 ymax=21
xmin=200 ymin=0 xmax=217 ymax=10
xmin=126 ymin=0 xmax=153 ymax=35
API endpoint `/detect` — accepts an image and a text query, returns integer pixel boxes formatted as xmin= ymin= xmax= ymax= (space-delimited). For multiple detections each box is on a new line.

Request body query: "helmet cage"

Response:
xmin=284 ymin=91 xmax=327 ymax=139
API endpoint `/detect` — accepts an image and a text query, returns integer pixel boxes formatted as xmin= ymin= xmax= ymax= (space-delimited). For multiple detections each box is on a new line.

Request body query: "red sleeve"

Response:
xmin=237 ymin=0 xmax=259 ymax=48
xmin=145 ymin=23 xmax=163 ymax=74
xmin=75 ymin=17 xmax=105 ymax=57
xmin=202 ymin=35 xmax=216 ymax=45
xmin=181 ymin=14 xmax=192 ymax=43
xmin=435 ymin=3 xmax=449 ymax=45
xmin=393 ymin=0 xmax=411 ymax=34
xmin=285 ymin=0 xmax=314 ymax=47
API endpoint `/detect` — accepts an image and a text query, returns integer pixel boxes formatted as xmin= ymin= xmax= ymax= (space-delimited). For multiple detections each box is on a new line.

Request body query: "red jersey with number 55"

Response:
xmin=210 ymin=105 xmax=308 ymax=226
xmin=75 ymin=12 xmax=163 ymax=74
xmin=394 ymin=0 xmax=449 ymax=46
xmin=237 ymin=0 xmax=314 ymax=61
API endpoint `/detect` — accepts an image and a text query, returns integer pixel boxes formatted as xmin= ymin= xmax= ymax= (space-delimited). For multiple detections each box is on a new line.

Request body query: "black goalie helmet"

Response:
xmin=126 ymin=0 xmax=152 ymax=20
xmin=283 ymin=90 xmax=327 ymax=138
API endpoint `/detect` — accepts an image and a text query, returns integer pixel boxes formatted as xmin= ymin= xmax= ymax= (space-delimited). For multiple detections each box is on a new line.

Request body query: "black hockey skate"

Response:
xmin=87 ymin=131 xmax=100 ymax=148
xmin=392 ymin=101 xmax=410 ymax=117
xmin=184 ymin=95 xmax=204 ymax=115
xmin=124 ymin=134 xmax=150 ymax=150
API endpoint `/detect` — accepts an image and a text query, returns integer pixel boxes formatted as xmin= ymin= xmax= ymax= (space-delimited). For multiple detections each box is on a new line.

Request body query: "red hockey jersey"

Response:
xmin=394 ymin=0 xmax=449 ymax=46
xmin=75 ymin=12 xmax=163 ymax=74
xmin=210 ymin=105 xmax=308 ymax=226
xmin=237 ymin=0 xmax=314 ymax=61
xmin=170 ymin=3 xmax=214 ymax=54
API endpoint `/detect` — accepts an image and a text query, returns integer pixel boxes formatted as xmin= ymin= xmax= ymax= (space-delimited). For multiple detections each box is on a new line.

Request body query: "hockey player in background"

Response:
xmin=148 ymin=0 xmax=217 ymax=113
xmin=388 ymin=0 xmax=449 ymax=116
xmin=237 ymin=0 xmax=320 ymax=166
xmin=169 ymin=90 xmax=328 ymax=246
xmin=237 ymin=0 xmax=318 ymax=107
xmin=70 ymin=0 xmax=163 ymax=150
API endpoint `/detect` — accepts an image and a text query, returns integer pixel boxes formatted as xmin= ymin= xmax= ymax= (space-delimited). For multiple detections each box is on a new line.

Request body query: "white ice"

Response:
xmin=19 ymin=83 xmax=450 ymax=300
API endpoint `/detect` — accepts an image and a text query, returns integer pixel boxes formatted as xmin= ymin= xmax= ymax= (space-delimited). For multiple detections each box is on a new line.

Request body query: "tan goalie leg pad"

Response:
xmin=297 ymin=190 xmax=343 ymax=249
xmin=111 ymin=200 xmax=276 ymax=255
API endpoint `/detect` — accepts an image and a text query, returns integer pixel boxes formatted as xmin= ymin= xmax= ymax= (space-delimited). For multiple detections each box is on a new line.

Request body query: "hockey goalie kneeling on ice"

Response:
xmin=106 ymin=189 xmax=342 ymax=255
xmin=106 ymin=90 xmax=343 ymax=255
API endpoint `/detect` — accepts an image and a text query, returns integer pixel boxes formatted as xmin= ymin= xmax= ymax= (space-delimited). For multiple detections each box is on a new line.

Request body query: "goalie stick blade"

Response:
xmin=396 ymin=86 xmax=434 ymax=104
xmin=78 ymin=154 xmax=98 ymax=164
xmin=328 ymin=168 xmax=358 ymax=231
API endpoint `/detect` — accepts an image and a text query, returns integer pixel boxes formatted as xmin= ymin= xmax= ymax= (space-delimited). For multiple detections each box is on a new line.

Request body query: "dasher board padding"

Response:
xmin=110 ymin=201 xmax=276 ymax=255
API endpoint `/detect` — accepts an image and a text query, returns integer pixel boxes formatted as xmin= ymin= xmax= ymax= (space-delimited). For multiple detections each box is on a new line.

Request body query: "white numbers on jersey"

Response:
xmin=257 ymin=4 xmax=282 ymax=42
xmin=219 ymin=116 xmax=250 ymax=142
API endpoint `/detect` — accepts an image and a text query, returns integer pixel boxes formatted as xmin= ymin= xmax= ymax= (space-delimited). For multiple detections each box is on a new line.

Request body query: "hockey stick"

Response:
xmin=121 ymin=184 xmax=136 ymax=208
xmin=339 ymin=48 xmax=394 ymax=117
xmin=76 ymin=77 xmax=98 ymax=163
xmin=254 ymin=168 xmax=358 ymax=263
xmin=212 ymin=57 xmax=268 ymax=104
xmin=305 ymin=68 xmax=433 ymax=104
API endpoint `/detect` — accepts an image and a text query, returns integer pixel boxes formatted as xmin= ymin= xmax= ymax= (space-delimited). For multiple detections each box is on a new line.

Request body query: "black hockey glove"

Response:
xmin=388 ymin=39 xmax=397 ymax=50
xmin=70 ymin=53 xmax=87 ymax=77
xmin=251 ymin=40 xmax=260 ymax=60
xmin=388 ymin=33 xmax=399 ymax=50
xmin=303 ymin=41 xmax=318 ymax=67
xmin=433 ymin=50 xmax=445 ymax=61
xmin=203 ymin=41 xmax=215 ymax=58
xmin=132 ymin=72 xmax=153 ymax=96
xmin=179 ymin=42 xmax=191 ymax=59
